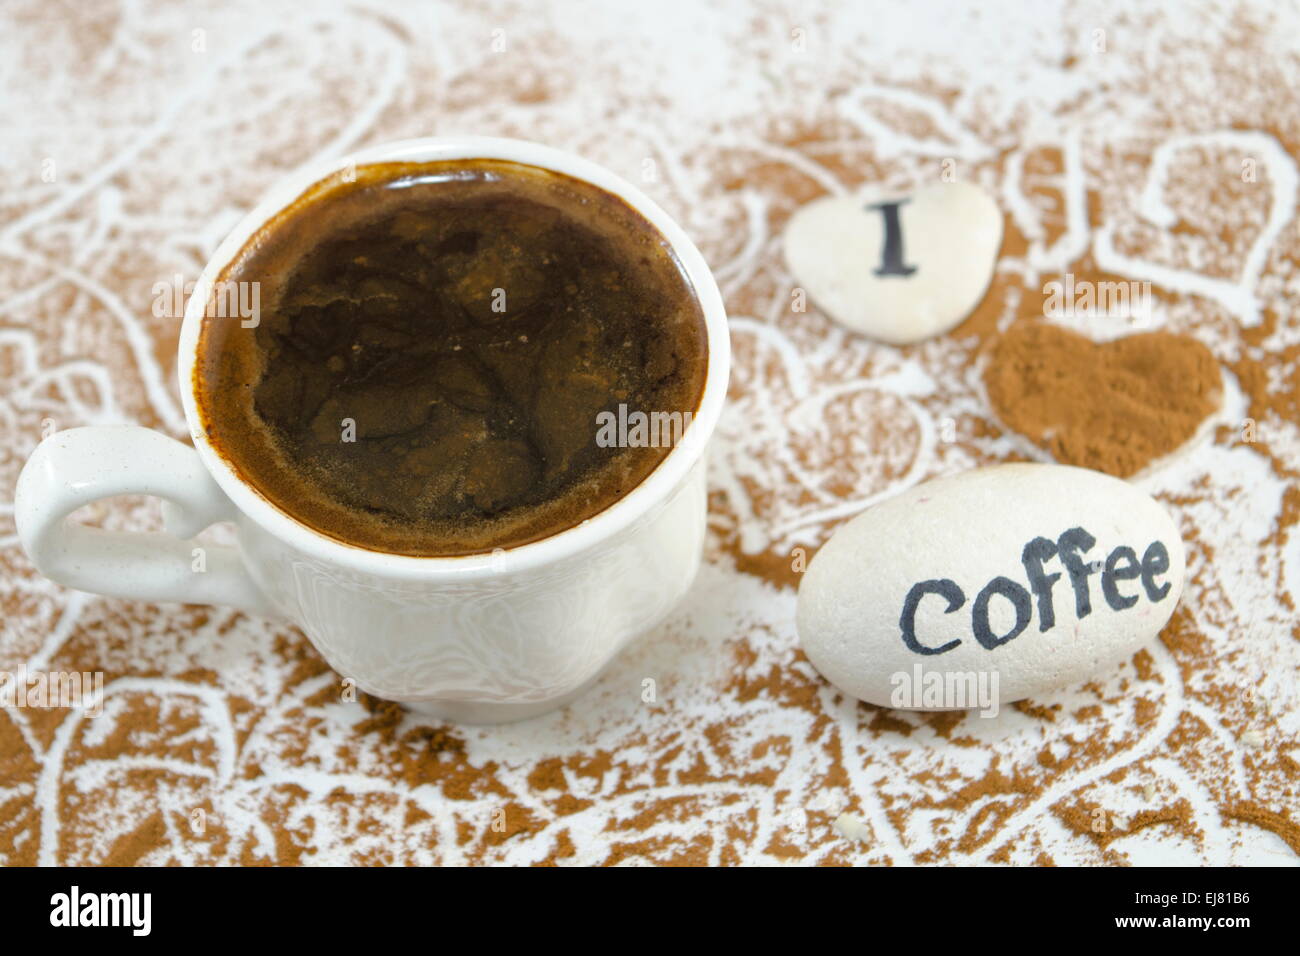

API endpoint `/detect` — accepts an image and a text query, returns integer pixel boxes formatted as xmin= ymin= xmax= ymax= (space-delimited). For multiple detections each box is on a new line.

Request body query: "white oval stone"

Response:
xmin=796 ymin=464 xmax=1185 ymax=709
xmin=783 ymin=182 xmax=1002 ymax=345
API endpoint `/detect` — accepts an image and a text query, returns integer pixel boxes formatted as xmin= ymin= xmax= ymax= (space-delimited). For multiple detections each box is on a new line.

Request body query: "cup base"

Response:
xmin=401 ymin=680 xmax=595 ymax=725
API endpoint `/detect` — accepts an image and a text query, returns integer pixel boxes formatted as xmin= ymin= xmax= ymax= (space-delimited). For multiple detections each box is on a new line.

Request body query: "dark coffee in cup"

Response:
xmin=195 ymin=159 xmax=708 ymax=557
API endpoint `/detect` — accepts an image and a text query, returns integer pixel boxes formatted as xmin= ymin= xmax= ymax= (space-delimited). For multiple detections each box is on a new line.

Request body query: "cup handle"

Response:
xmin=15 ymin=425 xmax=277 ymax=617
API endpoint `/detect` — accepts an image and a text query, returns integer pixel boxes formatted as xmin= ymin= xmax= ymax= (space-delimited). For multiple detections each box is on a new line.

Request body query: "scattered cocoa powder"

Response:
xmin=4 ymin=2 xmax=1299 ymax=869
xmin=984 ymin=322 xmax=1224 ymax=478
xmin=1224 ymin=803 xmax=1300 ymax=856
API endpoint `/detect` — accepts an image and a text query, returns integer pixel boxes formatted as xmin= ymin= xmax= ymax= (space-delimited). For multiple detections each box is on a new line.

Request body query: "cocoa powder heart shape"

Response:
xmin=984 ymin=322 xmax=1223 ymax=478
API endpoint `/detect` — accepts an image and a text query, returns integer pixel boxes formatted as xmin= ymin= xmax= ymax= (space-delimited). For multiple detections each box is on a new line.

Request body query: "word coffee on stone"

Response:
xmin=796 ymin=463 xmax=1185 ymax=708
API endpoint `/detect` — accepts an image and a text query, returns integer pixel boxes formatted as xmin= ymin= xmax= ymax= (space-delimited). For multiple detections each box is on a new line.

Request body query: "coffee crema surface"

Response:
xmin=195 ymin=160 xmax=708 ymax=556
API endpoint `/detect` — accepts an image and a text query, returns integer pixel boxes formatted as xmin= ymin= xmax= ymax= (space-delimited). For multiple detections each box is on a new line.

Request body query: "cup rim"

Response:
xmin=178 ymin=136 xmax=730 ymax=580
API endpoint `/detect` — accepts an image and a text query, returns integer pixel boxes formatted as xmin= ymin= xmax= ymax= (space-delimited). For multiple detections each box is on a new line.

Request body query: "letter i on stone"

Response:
xmin=782 ymin=183 xmax=1002 ymax=345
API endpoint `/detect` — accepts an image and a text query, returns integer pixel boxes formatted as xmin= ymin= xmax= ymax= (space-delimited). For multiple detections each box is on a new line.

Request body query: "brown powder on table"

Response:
xmin=983 ymin=322 xmax=1224 ymax=479
xmin=5 ymin=3 xmax=1300 ymax=869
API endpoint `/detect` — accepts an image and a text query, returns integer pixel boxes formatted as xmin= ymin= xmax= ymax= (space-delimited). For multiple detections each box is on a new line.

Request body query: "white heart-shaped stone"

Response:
xmin=783 ymin=182 xmax=1003 ymax=345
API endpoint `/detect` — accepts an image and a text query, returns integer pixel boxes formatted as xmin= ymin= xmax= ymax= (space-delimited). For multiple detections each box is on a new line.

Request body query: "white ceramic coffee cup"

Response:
xmin=15 ymin=137 xmax=730 ymax=724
